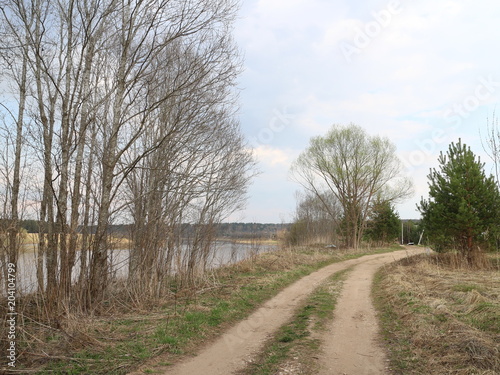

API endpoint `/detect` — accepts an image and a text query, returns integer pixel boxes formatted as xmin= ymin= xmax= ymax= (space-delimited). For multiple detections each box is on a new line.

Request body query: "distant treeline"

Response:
xmin=217 ymin=223 xmax=290 ymax=239
xmin=15 ymin=220 xmax=290 ymax=239
xmin=14 ymin=220 xmax=131 ymax=235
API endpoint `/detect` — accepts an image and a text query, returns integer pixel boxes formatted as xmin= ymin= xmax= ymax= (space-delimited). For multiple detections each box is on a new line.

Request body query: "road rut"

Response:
xmin=317 ymin=250 xmax=419 ymax=374
xmin=130 ymin=247 xmax=422 ymax=375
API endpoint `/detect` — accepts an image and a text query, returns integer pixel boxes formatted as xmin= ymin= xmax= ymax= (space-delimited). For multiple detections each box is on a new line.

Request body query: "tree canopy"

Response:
xmin=418 ymin=139 xmax=500 ymax=265
xmin=291 ymin=124 xmax=412 ymax=249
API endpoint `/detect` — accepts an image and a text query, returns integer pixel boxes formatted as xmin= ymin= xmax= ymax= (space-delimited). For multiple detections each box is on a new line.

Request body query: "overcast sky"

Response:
xmin=226 ymin=0 xmax=500 ymax=223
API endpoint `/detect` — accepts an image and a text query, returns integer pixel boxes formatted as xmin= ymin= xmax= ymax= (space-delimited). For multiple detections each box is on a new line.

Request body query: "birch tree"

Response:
xmin=483 ymin=115 xmax=500 ymax=186
xmin=0 ymin=0 xmax=249 ymax=311
xmin=0 ymin=0 xmax=33 ymax=291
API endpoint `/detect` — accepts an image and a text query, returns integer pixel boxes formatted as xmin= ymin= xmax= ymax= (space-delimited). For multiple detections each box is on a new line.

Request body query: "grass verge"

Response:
xmin=373 ymin=253 xmax=499 ymax=375
xmin=14 ymin=244 xmax=401 ymax=374
xmin=238 ymin=268 xmax=351 ymax=375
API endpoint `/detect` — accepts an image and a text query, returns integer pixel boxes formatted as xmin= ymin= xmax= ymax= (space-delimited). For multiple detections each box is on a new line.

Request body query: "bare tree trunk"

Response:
xmin=3 ymin=33 xmax=30 ymax=273
xmin=57 ymin=0 xmax=76 ymax=305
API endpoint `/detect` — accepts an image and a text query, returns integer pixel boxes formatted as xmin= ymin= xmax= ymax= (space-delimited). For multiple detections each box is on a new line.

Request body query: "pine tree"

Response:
xmin=418 ymin=139 xmax=500 ymax=266
xmin=366 ymin=199 xmax=400 ymax=244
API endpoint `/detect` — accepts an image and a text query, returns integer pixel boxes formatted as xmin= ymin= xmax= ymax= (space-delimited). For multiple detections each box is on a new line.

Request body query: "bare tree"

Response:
xmin=85 ymin=0 xmax=244 ymax=304
xmin=124 ymin=39 xmax=253 ymax=295
xmin=483 ymin=114 xmax=500 ymax=186
xmin=1 ymin=0 xmax=249 ymax=313
xmin=0 ymin=0 xmax=33 ymax=294
xmin=290 ymin=191 xmax=341 ymax=245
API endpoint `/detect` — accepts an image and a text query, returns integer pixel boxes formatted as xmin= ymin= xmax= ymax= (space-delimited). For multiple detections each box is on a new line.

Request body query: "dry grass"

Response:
xmin=18 ymin=233 xmax=131 ymax=254
xmin=374 ymin=253 xmax=500 ymax=375
xmin=226 ymin=238 xmax=280 ymax=245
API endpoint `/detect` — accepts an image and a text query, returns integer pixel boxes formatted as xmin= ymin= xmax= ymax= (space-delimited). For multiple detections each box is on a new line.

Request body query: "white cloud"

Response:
xmin=253 ymin=145 xmax=296 ymax=167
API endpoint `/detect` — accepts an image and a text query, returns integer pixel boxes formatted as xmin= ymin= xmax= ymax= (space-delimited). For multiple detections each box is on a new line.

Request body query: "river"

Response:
xmin=10 ymin=241 xmax=276 ymax=295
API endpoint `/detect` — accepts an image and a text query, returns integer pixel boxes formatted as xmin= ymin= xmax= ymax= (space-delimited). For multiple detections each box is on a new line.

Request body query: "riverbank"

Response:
xmin=218 ymin=238 xmax=280 ymax=245
xmin=17 ymin=233 xmax=132 ymax=254
xmin=7 ymin=244 xmax=401 ymax=374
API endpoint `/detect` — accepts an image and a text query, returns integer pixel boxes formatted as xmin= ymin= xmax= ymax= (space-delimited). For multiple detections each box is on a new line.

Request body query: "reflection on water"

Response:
xmin=12 ymin=241 xmax=276 ymax=295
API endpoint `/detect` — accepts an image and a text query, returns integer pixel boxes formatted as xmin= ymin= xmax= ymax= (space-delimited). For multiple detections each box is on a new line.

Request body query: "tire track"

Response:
xmin=131 ymin=248 xmax=422 ymax=375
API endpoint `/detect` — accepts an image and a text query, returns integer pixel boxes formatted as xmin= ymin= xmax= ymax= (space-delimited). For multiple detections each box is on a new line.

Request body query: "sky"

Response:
xmin=227 ymin=0 xmax=500 ymax=223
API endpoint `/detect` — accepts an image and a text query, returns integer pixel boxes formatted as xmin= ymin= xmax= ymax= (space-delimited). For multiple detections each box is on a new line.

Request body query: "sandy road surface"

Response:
xmin=317 ymin=249 xmax=421 ymax=374
xmin=130 ymin=247 xmax=422 ymax=375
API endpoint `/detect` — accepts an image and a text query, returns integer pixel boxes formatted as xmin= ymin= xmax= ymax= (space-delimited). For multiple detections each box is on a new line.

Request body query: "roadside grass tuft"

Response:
xmin=452 ymin=283 xmax=484 ymax=293
xmin=373 ymin=253 xmax=500 ymax=375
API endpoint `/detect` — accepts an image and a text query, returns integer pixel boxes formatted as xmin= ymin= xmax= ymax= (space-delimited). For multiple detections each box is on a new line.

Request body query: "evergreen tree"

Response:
xmin=365 ymin=199 xmax=400 ymax=244
xmin=418 ymin=140 xmax=500 ymax=265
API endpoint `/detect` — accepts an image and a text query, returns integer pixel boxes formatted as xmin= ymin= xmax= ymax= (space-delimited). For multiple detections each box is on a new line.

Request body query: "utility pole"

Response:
xmin=418 ymin=229 xmax=425 ymax=245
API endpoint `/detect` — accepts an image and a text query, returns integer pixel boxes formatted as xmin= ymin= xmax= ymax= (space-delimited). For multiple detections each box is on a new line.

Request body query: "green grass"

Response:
xmin=241 ymin=268 xmax=351 ymax=375
xmin=465 ymin=301 xmax=499 ymax=333
xmin=452 ymin=283 xmax=484 ymax=293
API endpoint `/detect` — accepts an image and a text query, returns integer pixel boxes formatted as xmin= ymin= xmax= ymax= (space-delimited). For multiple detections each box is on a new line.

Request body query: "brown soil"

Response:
xmin=316 ymin=251 xmax=416 ymax=374
xmin=130 ymin=247 xmax=423 ymax=375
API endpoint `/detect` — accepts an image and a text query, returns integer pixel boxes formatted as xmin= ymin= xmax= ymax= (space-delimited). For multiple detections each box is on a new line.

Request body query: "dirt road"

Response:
xmin=317 ymin=253 xmax=405 ymax=374
xmin=141 ymin=247 xmax=422 ymax=375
